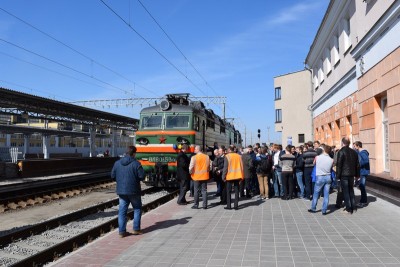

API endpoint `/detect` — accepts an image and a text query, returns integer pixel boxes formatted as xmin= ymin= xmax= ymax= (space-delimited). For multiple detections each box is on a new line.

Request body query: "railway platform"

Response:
xmin=50 ymin=183 xmax=400 ymax=267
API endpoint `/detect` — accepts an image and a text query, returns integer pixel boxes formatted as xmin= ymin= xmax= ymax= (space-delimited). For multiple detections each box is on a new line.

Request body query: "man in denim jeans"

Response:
xmin=111 ymin=146 xmax=145 ymax=237
xmin=272 ymin=144 xmax=284 ymax=197
xmin=354 ymin=141 xmax=370 ymax=207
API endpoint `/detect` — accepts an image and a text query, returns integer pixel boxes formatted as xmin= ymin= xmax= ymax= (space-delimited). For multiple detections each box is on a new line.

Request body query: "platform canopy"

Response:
xmin=0 ymin=87 xmax=138 ymax=130
xmin=0 ymin=124 xmax=108 ymax=137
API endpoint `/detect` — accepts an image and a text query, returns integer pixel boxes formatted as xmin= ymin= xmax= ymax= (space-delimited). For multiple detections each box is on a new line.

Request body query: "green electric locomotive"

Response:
xmin=135 ymin=93 xmax=242 ymax=186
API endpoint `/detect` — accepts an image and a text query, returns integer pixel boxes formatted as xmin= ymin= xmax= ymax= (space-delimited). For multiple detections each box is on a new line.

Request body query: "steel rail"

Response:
xmin=0 ymin=171 xmax=112 ymax=204
xmin=0 ymin=187 xmax=159 ymax=246
xmin=7 ymin=188 xmax=179 ymax=267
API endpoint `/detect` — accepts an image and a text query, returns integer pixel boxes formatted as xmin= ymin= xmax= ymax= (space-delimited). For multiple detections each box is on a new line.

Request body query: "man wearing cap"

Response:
xmin=189 ymin=145 xmax=211 ymax=209
xmin=111 ymin=146 xmax=144 ymax=237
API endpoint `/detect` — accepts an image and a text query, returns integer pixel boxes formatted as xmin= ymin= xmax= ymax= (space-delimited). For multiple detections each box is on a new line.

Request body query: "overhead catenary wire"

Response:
xmin=0 ymin=38 xmax=131 ymax=95
xmin=0 ymin=51 xmax=119 ymax=94
xmin=136 ymin=0 xmax=219 ymax=97
xmin=99 ymin=0 xmax=208 ymax=97
xmin=136 ymin=0 xmax=245 ymax=129
xmin=0 ymin=6 xmax=159 ymax=97
xmin=0 ymin=79 xmax=76 ymax=102
xmin=0 ymin=3 xmax=245 ymax=132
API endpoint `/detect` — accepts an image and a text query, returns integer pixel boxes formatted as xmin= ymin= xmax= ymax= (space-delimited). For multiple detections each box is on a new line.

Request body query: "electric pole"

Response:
xmin=244 ymin=126 xmax=247 ymax=147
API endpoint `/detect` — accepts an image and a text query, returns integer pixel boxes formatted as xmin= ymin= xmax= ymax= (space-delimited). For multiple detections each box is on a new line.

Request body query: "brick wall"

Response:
xmin=358 ymin=46 xmax=400 ymax=179
xmin=313 ymin=92 xmax=358 ymax=148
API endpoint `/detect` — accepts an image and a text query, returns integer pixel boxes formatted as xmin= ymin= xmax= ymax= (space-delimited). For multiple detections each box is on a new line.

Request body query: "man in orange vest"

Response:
xmin=189 ymin=145 xmax=211 ymax=209
xmin=222 ymin=145 xmax=244 ymax=210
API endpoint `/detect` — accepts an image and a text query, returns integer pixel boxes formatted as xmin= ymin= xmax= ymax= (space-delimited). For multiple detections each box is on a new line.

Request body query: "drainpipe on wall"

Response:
xmin=304 ymin=63 xmax=314 ymax=142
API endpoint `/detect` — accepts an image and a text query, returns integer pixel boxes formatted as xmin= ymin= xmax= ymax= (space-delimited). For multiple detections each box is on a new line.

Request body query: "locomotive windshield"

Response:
xmin=166 ymin=114 xmax=190 ymax=129
xmin=141 ymin=114 xmax=162 ymax=129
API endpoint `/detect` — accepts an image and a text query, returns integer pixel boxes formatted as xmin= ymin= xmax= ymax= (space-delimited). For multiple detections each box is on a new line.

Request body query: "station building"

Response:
xmin=304 ymin=0 xmax=400 ymax=178
xmin=273 ymin=70 xmax=312 ymax=147
xmin=0 ymin=115 xmax=135 ymax=159
xmin=0 ymin=88 xmax=137 ymax=160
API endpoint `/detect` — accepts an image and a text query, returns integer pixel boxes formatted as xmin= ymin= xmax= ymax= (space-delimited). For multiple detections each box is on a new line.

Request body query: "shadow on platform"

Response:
xmin=143 ymin=216 xmax=191 ymax=234
xmin=238 ymin=198 xmax=264 ymax=209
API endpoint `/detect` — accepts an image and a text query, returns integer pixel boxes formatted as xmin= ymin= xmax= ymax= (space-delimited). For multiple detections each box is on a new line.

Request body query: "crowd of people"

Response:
xmin=110 ymin=136 xmax=370 ymax=237
xmin=177 ymin=137 xmax=370 ymax=216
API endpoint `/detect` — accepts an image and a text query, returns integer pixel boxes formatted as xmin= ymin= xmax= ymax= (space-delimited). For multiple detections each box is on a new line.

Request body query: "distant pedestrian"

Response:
xmin=279 ymin=145 xmax=296 ymax=200
xmin=294 ymin=146 xmax=305 ymax=198
xmin=353 ymin=141 xmax=370 ymax=207
xmin=189 ymin=145 xmax=211 ymax=209
xmin=303 ymin=141 xmax=318 ymax=200
xmin=176 ymin=144 xmax=190 ymax=205
xmin=272 ymin=144 xmax=284 ymax=197
xmin=240 ymin=148 xmax=253 ymax=198
xmin=248 ymin=145 xmax=259 ymax=195
xmin=217 ymin=147 xmax=227 ymax=204
xmin=212 ymin=149 xmax=222 ymax=197
xmin=308 ymin=145 xmax=333 ymax=215
xmin=336 ymin=137 xmax=360 ymax=214
xmin=111 ymin=146 xmax=144 ymax=237
xmin=256 ymin=147 xmax=272 ymax=199
xmin=223 ymin=145 xmax=244 ymax=210
xmin=314 ymin=141 xmax=323 ymax=155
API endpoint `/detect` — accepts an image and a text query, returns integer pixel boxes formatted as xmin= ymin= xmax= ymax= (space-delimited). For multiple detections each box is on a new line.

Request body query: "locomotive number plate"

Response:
xmin=148 ymin=156 xmax=175 ymax=163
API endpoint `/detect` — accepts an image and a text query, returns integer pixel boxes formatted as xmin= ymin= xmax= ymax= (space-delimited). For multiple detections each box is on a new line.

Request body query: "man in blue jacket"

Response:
xmin=354 ymin=141 xmax=370 ymax=207
xmin=111 ymin=146 xmax=145 ymax=237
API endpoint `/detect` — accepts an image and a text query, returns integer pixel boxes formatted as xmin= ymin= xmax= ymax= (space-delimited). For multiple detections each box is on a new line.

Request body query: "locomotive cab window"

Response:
xmin=166 ymin=114 xmax=190 ymax=129
xmin=140 ymin=114 xmax=163 ymax=129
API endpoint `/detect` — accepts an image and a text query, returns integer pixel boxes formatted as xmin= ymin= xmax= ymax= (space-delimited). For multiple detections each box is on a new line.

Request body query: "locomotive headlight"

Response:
xmin=160 ymin=100 xmax=171 ymax=111
xmin=176 ymin=136 xmax=189 ymax=144
xmin=137 ymin=137 xmax=149 ymax=145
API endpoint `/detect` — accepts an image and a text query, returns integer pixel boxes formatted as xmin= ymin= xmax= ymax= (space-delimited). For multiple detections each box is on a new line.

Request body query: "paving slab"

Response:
xmin=49 ymin=183 xmax=400 ymax=267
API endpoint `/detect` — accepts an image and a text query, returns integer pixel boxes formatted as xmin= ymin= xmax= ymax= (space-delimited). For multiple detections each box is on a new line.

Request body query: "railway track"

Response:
xmin=0 ymin=172 xmax=113 ymax=213
xmin=0 ymin=187 xmax=179 ymax=267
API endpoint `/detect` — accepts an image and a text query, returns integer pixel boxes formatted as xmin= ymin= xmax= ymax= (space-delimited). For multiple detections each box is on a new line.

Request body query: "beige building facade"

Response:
xmin=274 ymin=70 xmax=312 ymax=147
xmin=306 ymin=0 xmax=399 ymax=178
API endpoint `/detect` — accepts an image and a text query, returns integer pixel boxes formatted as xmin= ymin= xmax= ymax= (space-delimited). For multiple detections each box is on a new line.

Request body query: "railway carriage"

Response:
xmin=135 ymin=93 xmax=242 ymax=186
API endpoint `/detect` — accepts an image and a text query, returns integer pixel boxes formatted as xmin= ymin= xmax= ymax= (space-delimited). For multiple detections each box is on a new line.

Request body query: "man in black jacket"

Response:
xmin=176 ymin=144 xmax=190 ymax=205
xmin=212 ymin=148 xmax=222 ymax=197
xmin=241 ymin=148 xmax=253 ymax=198
xmin=215 ymin=147 xmax=227 ymax=204
xmin=336 ymin=137 xmax=360 ymax=214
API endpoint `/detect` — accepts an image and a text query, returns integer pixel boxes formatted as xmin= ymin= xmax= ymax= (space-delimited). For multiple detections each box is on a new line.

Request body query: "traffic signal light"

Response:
xmin=258 ymin=129 xmax=260 ymax=133
xmin=257 ymin=129 xmax=261 ymax=139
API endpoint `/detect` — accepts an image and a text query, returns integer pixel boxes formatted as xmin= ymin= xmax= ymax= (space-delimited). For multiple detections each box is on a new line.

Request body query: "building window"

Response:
xmin=324 ymin=48 xmax=332 ymax=75
xmin=343 ymin=17 xmax=351 ymax=53
xmin=332 ymin=35 xmax=340 ymax=66
xmin=275 ymin=87 xmax=281 ymax=100
xmin=313 ymin=73 xmax=319 ymax=90
xmin=298 ymin=134 xmax=305 ymax=144
xmin=318 ymin=59 xmax=324 ymax=84
xmin=275 ymin=109 xmax=282 ymax=123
